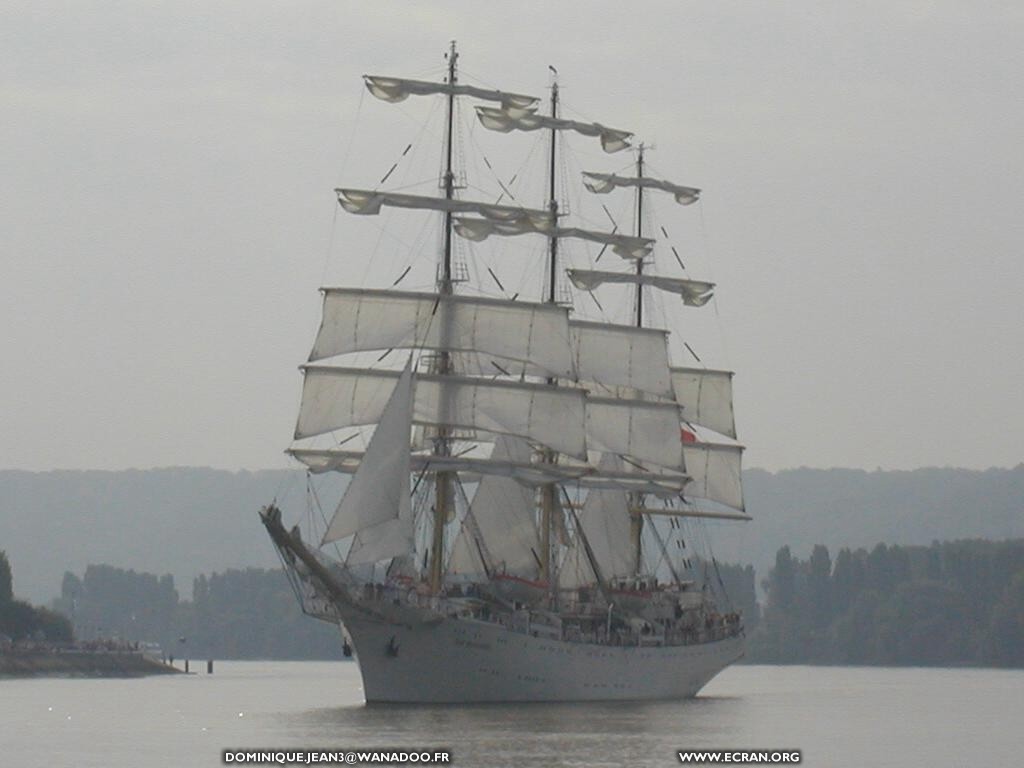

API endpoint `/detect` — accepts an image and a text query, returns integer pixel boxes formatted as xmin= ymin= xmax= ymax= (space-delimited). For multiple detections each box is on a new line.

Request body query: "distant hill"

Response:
xmin=714 ymin=466 xmax=1024 ymax=588
xmin=0 ymin=468 xmax=342 ymax=604
xmin=1 ymin=465 xmax=1021 ymax=603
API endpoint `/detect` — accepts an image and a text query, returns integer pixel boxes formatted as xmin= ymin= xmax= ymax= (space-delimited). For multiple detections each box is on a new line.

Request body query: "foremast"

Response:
xmin=539 ymin=70 xmax=560 ymax=604
xmin=629 ymin=144 xmax=647 ymax=577
xmin=429 ymin=40 xmax=459 ymax=594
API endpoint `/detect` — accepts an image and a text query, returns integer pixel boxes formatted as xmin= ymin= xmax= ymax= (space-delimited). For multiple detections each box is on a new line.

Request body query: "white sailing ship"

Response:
xmin=262 ymin=43 xmax=748 ymax=703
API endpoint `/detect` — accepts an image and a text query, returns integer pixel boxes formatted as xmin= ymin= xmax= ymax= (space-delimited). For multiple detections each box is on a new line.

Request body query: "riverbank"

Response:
xmin=0 ymin=649 xmax=181 ymax=678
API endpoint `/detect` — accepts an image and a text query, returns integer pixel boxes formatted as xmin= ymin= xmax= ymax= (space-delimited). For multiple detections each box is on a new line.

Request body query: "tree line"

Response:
xmin=41 ymin=537 xmax=1024 ymax=666
xmin=0 ymin=551 xmax=72 ymax=643
xmin=53 ymin=564 xmax=345 ymax=660
xmin=749 ymin=539 xmax=1024 ymax=667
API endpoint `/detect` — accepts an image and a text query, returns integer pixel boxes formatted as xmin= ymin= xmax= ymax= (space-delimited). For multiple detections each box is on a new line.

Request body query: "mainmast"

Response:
xmin=629 ymin=144 xmax=646 ymax=576
xmin=429 ymin=40 xmax=459 ymax=593
xmin=539 ymin=68 xmax=560 ymax=603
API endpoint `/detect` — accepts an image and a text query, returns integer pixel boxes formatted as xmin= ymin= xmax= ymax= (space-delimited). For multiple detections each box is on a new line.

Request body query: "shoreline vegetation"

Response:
xmin=5 ymin=538 xmax=1023 ymax=673
xmin=749 ymin=539 xmax=1024 ymax=668
xmin=41 ymin=538 xmax=1024 ymax=670
xmin=1 ymin=552 xmax=179 ymax=678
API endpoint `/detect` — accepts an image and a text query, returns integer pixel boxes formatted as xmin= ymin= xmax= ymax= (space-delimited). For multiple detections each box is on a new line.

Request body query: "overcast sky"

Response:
xmin=2 ymin=1 xmax=1021 ymax=473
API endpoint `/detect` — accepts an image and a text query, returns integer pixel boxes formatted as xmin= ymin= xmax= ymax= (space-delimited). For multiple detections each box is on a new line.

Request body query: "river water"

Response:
xmin=2 ymin=661 xmax=1020 ymax=767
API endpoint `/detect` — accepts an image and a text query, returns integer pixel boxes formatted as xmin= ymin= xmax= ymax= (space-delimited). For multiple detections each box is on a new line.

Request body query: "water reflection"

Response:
xmin=284 ymin=696 xmax=746 ymax=768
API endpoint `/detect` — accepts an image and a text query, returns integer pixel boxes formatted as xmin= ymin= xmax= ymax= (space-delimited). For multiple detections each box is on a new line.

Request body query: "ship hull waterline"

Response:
xmin=338 ymin=609 xmax=745 ymax=704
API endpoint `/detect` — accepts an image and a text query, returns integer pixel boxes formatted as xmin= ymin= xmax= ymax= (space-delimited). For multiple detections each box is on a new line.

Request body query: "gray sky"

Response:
xmin=2 ymin=1 xmax=1022 ymax=473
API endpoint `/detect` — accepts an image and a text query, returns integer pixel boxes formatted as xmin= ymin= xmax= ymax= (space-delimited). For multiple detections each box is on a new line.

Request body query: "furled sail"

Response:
xmin=567 ymin=269 xmax=715 ymax=306
xmin=309 ymin=288 xmax=574 ymax=379
xmin=453 ymin=217 xmax=653 ymax=260
xmin=585 ymin=397 xmax=684 ymax=470
xmin=363 ymin=76 xmax=539 ymax=117
xmin=295 ymin=366 xmax=588 ymax=460
xmin=682 ymin=441 xmax=745 ymax=511
xmin=582 ymin=172 xmax=701 ymax=205
xmin=322 ymin=361 xmax=413 ymax=565
xmin=671 ymin=367 xmax=736 ymax=439
xmin=335 ymin=189 xmax=550 ymax=227
xmin=447 ymin=436 xmax=541 ymax=579
xmin=570 ymin=320 xmax=672 ymax=396
xmin=475 ymin=106 xmax=632 ymax=153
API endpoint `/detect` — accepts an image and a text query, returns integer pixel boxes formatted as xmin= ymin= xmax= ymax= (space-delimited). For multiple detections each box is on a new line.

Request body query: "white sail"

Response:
xmin=295 ymin=367 xmax=588 ymax=460
xmin=453 ymin=217 xmax=653 ymax=260
xmin=582 ymin=172 xmax=701 ymax=205
xmin=290 ymin=446 xmax=687 ymax=496
xmin=309 ymin=289 xmax=574 ymax=378
xmin=323 ymin=361 xmax=413 ymax=553
xmin=335 ymin=189 xmax=550 ymax=227
xmin=671 ymin=367 xmax=736 ymax=439
xmin=571 ymin=454 xmax=633 ymax=583
xmin=447 ymin=437 xmax=541 ymax=579
xmin=347 ymin=517 xmax=414 ymax=566
xmin=475 ymin=106 xmax=632 ymax=153
xmin=364 ymin=75 xmax=539 ymax=117
xmin=682 ymin=441 xmax=745 ymax=511
xmin=567 ymin=269 xmax=715 ymax=306
xmin=585 ymin=396 xmax=683 ymax=470
xmin=570 ymin=320 xmax=672 ymax=396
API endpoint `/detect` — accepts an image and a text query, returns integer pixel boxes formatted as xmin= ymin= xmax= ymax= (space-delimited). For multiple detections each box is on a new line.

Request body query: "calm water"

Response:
xmin=2 ymin=661 xmax=1020 ymax=767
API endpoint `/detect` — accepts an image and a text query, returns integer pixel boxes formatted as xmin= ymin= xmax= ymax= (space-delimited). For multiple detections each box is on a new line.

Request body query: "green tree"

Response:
xmin=874 ymin=580 xmax=973 ymax=664
xmin=0 ymin=551 xmax=12 ymax=604
xmin=770 ymin=546 xmax=796 ymax=613
xmin=830 ymin=547 xmax=863 ymax=615
xmin=988 ymin=570 xmax=1024 ymax=666
xmin=806 ymin=544 xmax=832 ymax=628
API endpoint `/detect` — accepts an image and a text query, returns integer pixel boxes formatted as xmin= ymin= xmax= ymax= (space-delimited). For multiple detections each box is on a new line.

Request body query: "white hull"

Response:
xmin=339 ymin=609 xmax=744 ymax=703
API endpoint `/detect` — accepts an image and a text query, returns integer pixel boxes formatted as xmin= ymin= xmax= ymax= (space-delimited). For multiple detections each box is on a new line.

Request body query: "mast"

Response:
xmin=539 ymin=68 xmax=560 ymax=603
xmin=546 ymin=69 xmax=560 ymax=305
xmin=429 ymin=40 xmax=458 ymax=593
xmin=629 ymin=144 xmax=646 ymax=576
xmin=635 ymin=144 xmax=645 ymax=326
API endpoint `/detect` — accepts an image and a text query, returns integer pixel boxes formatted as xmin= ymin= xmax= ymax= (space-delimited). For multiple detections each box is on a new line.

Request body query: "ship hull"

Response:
xmin=340 ymin=611 xmax=744 ymax=703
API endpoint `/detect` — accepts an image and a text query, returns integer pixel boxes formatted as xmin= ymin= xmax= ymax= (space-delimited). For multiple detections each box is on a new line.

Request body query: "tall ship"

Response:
xmin=262 ymin=44 xmax=748 ymax=703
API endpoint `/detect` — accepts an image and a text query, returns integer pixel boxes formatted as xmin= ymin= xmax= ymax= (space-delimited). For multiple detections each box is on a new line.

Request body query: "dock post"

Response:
xmin=207 ymin=659 xmax=213 ymax=674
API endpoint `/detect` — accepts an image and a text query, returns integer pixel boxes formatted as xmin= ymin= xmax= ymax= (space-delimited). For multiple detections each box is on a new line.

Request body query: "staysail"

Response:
xmin=447 ymin=436 xmax=541 ymax=579
xmin=322 ymin=361 xmax=413 ymax=565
